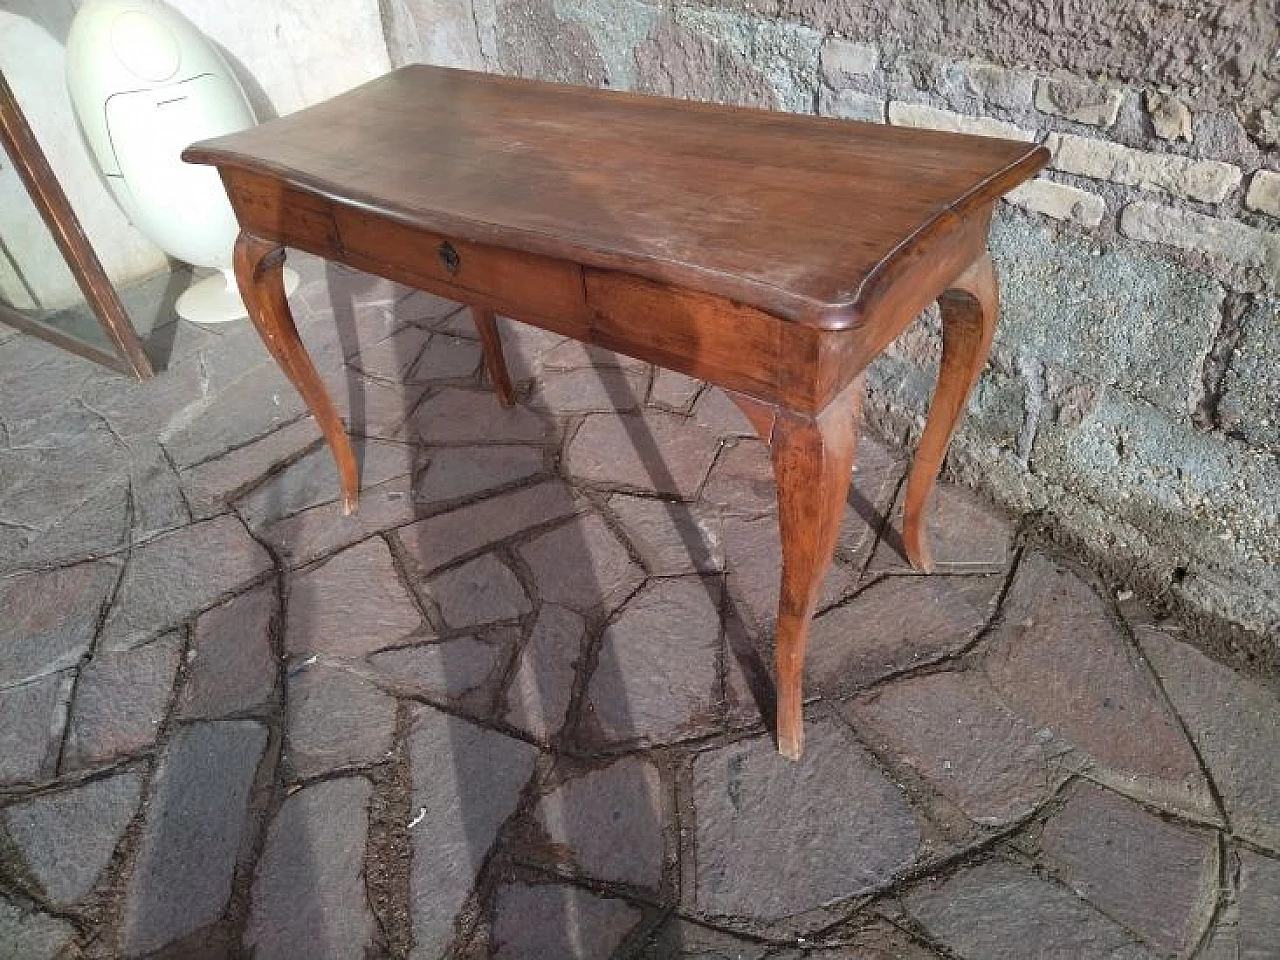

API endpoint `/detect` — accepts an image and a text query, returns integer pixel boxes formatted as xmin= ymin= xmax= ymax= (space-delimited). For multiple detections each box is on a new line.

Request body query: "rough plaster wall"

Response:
xmin=778 ymin=0 xmax=1280 ymax=116
xmin=0 ymin=0 xmax=393 ymax=307
xmin=161 ymin=0 xmax=393 ymax=121
xmin=390 ymin=0 xmax=1280 ymax=665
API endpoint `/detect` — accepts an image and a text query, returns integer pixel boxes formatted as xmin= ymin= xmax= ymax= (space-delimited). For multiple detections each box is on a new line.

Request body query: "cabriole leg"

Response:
xmin=902 ymin=253 xmax=998 ymax=572
xmin=233 ymin=232 xmax=360 ymax=514
xmin=763 ymin=378 xmax=863 ymax=759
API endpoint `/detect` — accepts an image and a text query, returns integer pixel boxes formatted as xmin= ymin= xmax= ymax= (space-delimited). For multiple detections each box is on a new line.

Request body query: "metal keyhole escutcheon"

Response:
xmin=438 ymin=240 xmax=461 ymax=275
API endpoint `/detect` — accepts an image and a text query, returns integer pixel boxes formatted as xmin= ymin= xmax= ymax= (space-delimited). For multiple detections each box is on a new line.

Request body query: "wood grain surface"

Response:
xmin=187 ymin=65 xmax=1046 ymax=329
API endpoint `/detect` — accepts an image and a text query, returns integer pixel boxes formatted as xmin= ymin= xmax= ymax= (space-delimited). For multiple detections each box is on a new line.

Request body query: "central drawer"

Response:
xmin=334 ymin=208 xmax=587 ymax=324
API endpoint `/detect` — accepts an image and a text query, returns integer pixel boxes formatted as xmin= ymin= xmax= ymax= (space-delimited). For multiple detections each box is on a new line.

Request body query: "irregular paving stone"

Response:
xmin=565 ymin=410 xmax=721 ymax=499
xmin=367 ymin=637 xmax=498 ymax=700
xmin=587 ymin=577 xmax=722 ymax=745
xmin=285 ymin=538 xmax=425 ymax=658
xmin=400 ymin=291 xmax=464 ymax=327
xmin=533 ymin=756 xmax=665 ymax=889
xmin=488 ymin=882 xmax=641 ymax=960
xmin=721 ymin=513 xmax=857 ymax=634
xmin=903 ymin=858 xmax=1157 ymax=959
xmin=239 ymin=438 xmax=418 ymax=525
xmin=64 ymin=632 xmax=183 ymax=768
xmin=840 ymin=433 xmax=907 ymax=563
xmin=261 ymin=474 xmax=421 ymax=568
xmin=81 ymin=342 xmax=230 ymax=443
xmin=505 ymin=604 xmax=586 ymax=742
xmin=807 ymin=920 xmax=944 ymax=959
xmin=1039 ymin=783 xmax=1217 ymax=954
xmin=484 ymin=317 xmax=568 ymax=381
xmin=123 ymin=720 xmax=269 ymax=955
xmin=722 ymin=617 xmax=779 ymax=730
xmin=299 ymin=263 xmax=410 ymax=319
xmin=648 ymin=368 xmax=703 ymax=413
xmin=349 ymin=323 xmax=431 ymax=381
xmin=408 ymin=707 xmax=540 ymax=959
xmin=246 ymin=777 xmax=376 ymax=960
xmin=285 ymin=663 xmax=397 ymax=778
xmin=0 ymin=897 xmax=77 ymax=960
xmin=178 ymin=417 xmax=320 ymax=518
xmin=806 ymin=575 xmax=1001 ymax=694
xmin=414 ymin=388 xmax=551 ymax=445
xmin=416 ymin=445 xmax=545 ymax=505
xmin=982 ymin=553 xmax=1214 ymax=821
xmin=0 ymin=560 xmax=119 ymax=687
xmin=409 ymin=334 xmax=483 ymax=382
xmin=0 ymin=334 xmax=98 ymax=443
xmin=607 ymin=494 xmax=724 ymax=574
xmin=4 ymin=769 xmax=144 ymax=906
xmin=396 ymin=481 xmax=578 ymax=575
xmin=518 ymin=513 xmax=644 ymax=613
xmin=179 ymin=585 xmax=277 ymax=718
xmin=0 ymin=425 xmax=126 ymax=535
xmin=327 ymin=371 xmax=430 ymax=441
xmin=426 ymin=553 xmax=532 ymax=628
xmin=0 ymin=524 xmax=28 ymax=567
xmin=161 ymin=360 xmax=308 ymax=469
xmin=700 ymin=440 xmax=776 ymax=515
xmin=0 ymin=673 xmax=71 ymax=786
xmin=126 ymin=440 xmax=191 ymax=538
xmin=529 ymin=367 xmax=645 ymax=415
xmin=99 ymin=515 xmax=273 ymax=650
xmin=845 ymin=671 xmax=1052 ymax=826
xmin=1138 ymin=627 xmax=1280 ymax=849
xmin=871 ymin=483 xmax=1012 ymax=573
xmin=693 ymin=719 xmax=921 ymax=920
xmin=539 ymin=338 xmax=648 ymax=373
xmin=636 ymin=919 xmax=776 ymax=959
xmin=0 ymin=469 xmax=131 ymax=578
xmin=1201 ymin=849 xmax=1280 ymax=960
xmin=692 ymin=387 xmax=757 ymax=438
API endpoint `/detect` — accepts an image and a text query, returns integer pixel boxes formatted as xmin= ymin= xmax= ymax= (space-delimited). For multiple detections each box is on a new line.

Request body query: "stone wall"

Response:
xmin=385 ymin=0 xmax=1279 ymax=665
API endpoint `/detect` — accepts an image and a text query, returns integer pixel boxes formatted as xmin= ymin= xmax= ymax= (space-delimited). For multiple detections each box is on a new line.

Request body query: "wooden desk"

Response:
xmin=185 ymin=65 xmax=1047 ymax=759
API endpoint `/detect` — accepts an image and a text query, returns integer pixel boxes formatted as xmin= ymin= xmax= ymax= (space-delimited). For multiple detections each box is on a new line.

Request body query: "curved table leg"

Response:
xmin=471 ymin=304 xmax=515 ymax=407
xmin=233 ymin=231 xmax=360 ymax=514
xmin=734 ymin=378 xmax=862 ymax=759
xmin=902 ymin=252 xmax=998 ymax=572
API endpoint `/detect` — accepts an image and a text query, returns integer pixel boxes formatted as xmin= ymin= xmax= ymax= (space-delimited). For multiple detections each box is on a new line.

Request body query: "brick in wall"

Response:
xmin=1119 ymin=202 xmax=1280 ymax=289
xmin=819 ymin=38 xmax=878 ymax=88
xmin=887 ymin=101 xmax=1035 ymax=140
xmin=1005 ymin=178 xmax=1106 ymax=229
xmin=1048 ymin=133 xmax=1242 ymax=203
xmin=819 ymin=87 xmax=885 ymax=123
xmin=1245 ymin=171 xmax=1280 ymax=219
xmin=1035 ymin=74 xmax=1124 ymax=127
xmin=949 ymin=61 xmax=1036 ymax=112
xmin=1145 ymin=90 xmax=1194 ymax=142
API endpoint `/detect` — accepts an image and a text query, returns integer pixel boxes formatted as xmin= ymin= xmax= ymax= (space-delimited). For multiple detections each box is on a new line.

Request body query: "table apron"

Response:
xmin=224 ymin=168 xmax=994 ymax=419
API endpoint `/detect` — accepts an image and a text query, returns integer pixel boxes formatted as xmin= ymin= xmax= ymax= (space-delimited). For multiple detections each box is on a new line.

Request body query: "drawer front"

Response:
xmin=222 ymin=170 xmax=340 ymax=256
xmin=335 ymin=208 xmax=587 ymax=324
xmin=585 ymin=269 xmax=781 ymax=402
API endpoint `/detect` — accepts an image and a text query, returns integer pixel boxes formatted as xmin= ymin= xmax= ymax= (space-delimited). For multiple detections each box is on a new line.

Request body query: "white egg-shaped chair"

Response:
xmin=66 ymin=0 xmax=295 ymax=323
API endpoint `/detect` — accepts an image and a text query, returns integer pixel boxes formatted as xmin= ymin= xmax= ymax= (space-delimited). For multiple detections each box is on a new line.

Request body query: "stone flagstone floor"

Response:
xmin=1 ymin=255 xmax=1278 ymax=960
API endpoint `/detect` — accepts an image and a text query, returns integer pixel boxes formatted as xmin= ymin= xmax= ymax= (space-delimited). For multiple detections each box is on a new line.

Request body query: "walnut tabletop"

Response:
xmin=185 ymin=64 xmax=1048 ymax=759
xmin=187 ymin=65 xmax=1042 ymax=328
